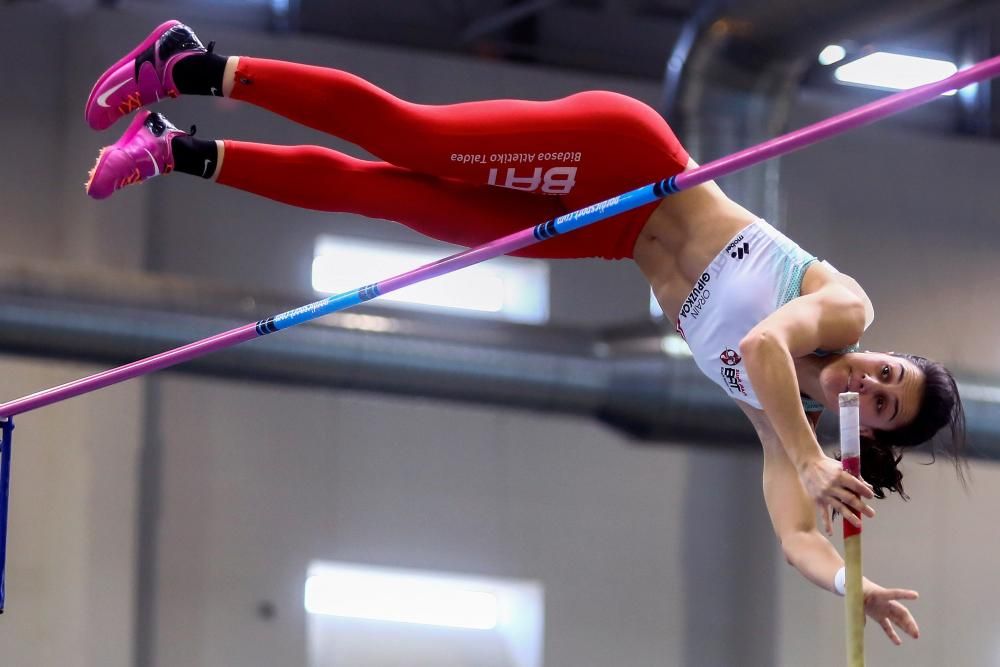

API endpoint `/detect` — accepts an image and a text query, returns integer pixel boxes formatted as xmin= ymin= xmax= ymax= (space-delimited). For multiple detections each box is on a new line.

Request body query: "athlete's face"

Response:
xmin=817 ymin=352 xmax=925 ymax=433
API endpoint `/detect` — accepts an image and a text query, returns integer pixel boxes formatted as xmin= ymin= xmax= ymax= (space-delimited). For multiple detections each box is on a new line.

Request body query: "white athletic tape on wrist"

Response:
xmin=834 ymin=566 xmax=846 ymax=596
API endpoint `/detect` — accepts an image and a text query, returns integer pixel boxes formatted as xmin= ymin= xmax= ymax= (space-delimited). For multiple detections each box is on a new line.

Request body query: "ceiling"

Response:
xmin=24 ymin=1 xmax=997 ymax=108
xmin=290 ymin=0 xmax=696 ymax=79
xmin=64 ymin=0 xmax=994 ymax=136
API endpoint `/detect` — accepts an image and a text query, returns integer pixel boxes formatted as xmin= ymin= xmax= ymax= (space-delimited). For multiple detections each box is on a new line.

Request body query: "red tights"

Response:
xmin=219 ymin=57 xmax=689 ymax=260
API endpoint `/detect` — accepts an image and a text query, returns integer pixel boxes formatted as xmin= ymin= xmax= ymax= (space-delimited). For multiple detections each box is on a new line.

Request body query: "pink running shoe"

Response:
xmin=86 ymin=111 xmax=186 ymax=199
xmin=85 ymin=20 xmax=208 ymax=131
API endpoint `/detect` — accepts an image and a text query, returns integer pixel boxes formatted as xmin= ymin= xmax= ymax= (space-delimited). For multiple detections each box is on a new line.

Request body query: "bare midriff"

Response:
xmin=631 ymin=160 xmax=758 ymax=322
xmin=633 ymin=160 xmax=861 ymax=327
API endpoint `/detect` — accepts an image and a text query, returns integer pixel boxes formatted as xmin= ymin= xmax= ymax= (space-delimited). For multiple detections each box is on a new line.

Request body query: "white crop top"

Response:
xmin=674 ymin=219 xmax=865 ymax=411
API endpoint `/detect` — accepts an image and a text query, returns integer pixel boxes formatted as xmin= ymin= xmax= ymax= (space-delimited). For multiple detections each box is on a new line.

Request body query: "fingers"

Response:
xmin=880 ymin=618 xmax=902 ymax=645
xmin=895 ymin=610 xmax=920 ymax=639
xmin=841 ymin=471 xmax=875 ymax=499
xmin=885 ymin=601 xmax=921 ymax=641
xmin=888 ymin=599 xmax=921 ymax=639
xmin=883 ymin=588 xmax=919 ymax=600
xmin=830 ymin=497 xmax=863 ymax=528
xmin=832 ymin=487 xmax=876 ymax=521
xmin=869 ymin=598 xmax=921 ymax=645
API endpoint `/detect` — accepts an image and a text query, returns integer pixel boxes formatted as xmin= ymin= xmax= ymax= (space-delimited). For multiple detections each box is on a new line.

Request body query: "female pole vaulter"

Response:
xmin=84 ymin=21 xmax=968 ymax=645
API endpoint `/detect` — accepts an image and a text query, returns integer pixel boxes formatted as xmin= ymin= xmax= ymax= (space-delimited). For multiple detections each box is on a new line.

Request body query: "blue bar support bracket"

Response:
xmin=0 ymin=417 xmax=13 ymax=613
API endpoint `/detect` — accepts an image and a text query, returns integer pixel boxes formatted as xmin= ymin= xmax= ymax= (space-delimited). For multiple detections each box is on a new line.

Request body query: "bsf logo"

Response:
xmin=720 ymin=367 xmax=748 ymax=396
xmin=720 ymin=348 xmax=741 ymax=366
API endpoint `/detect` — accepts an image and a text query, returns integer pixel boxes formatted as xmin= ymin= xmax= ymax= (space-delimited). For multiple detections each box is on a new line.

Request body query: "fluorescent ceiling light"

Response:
xmin=305 ymin=565 xmax=499 ymax=630
xmin=306 ymin=561 xmax=545 ymax=667
xmin=818 ymin=44 xmax=846 ymax=66
xmin=313 ymin=235 xmax=549 ymax=324
xmin=834 ymin=52 xmax=958 ymax=95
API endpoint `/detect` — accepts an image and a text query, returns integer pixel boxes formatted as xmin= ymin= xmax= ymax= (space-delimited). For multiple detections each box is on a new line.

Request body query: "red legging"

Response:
xmin=219 ymin=57 xmax=690 ymax=260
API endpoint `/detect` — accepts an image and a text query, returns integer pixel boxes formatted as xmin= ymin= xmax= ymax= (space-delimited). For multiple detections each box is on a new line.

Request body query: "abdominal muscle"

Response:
xmin=632 ymin=159 xmax=873 ymax=328
xmin=632 ymin=159 xmax=759 ymax=323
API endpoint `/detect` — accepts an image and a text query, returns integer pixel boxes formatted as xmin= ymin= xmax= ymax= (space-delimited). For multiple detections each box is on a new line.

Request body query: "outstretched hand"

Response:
xmin=864 ymin=582 xmax=920 ymax=645
xmin=798 ymin=454 xmax=876 ymax=535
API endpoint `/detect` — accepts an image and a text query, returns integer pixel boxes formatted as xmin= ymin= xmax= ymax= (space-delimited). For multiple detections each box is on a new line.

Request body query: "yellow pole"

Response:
xmin=839 ymin=392 xmax=865 ymax=667
xmin=844 ymin=534 xmax=864 ymax=666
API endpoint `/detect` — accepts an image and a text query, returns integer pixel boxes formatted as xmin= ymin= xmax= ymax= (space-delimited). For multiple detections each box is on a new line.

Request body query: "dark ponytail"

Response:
xmin=859 ymin=435 xmax=907 ymax=499
xmin=851 ymin=354 xmax=967 ymax=500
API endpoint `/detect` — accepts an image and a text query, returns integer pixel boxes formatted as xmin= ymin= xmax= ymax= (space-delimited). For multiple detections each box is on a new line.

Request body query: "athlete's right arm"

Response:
xmin=738 ymin=401 xmax=847 ymax=589
xmin=738 ymin=284 xmax=874 ymax=523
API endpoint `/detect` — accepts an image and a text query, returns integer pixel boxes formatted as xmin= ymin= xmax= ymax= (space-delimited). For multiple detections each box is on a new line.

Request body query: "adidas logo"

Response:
xmin=730 ymin=242 xmax=750 ymax=260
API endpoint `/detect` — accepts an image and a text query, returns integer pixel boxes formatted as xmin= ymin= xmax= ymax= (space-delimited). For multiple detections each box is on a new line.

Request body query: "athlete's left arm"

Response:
xmin=746 ymin=401 xmax=920 ymax=646
xmin=738 ymin=283 xmax=874 ymax=520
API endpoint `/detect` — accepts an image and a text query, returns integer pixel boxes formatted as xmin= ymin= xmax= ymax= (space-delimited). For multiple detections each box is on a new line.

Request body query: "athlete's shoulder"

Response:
xmin=801 ymin=260 xmax=875 ymax=331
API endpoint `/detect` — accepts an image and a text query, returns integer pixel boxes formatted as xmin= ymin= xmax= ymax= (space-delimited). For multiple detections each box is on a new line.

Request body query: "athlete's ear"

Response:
xmin=860 ymin=426 xmax=875 ymax=438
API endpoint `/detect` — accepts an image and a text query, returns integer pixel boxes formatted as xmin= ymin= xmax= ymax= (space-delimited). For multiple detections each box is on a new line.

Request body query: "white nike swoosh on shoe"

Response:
xmin=97 ymin=79 xmax=132 ymax=108
xmin=143 ymin=148 xmax=160 ymax=177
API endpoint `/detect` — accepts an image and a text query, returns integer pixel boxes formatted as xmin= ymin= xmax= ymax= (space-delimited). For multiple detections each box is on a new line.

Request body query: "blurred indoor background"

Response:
xmin=0 ymin=0 xmax=998 ymax=665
